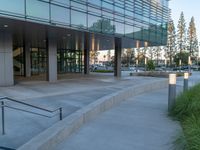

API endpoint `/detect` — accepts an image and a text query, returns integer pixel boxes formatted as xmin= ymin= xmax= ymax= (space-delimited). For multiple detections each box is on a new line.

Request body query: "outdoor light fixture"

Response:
xmin=145 ymin=57 xmax=147 ymax=65
xmin=136 ymin=59 xmax=138 ymax=65
xmin=4 ymin=24 xmax=8 ymax=28
xmin=169 ymin=74 xmax=176 ymax=84
xmin=184 ymin=72 xmax=189 ymax=79
xmin=179 ymin=59 xmax=182 ymax=66
xmin=188 ymin=56 xmax=191 ymax=65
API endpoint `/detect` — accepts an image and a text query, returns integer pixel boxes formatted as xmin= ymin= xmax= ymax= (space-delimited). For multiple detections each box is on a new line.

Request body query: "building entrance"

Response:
xmin=57 ymin=49 xmax=83 ymax=74
xmin=31 ymin=48 xmax=47 ymax=75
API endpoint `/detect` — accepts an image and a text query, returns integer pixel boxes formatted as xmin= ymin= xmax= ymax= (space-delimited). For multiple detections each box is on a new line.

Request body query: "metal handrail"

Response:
xmin=0 ymin=96 xmax=63 ymax=135
xmin=0 ymin=96 xmax=60 ymax=113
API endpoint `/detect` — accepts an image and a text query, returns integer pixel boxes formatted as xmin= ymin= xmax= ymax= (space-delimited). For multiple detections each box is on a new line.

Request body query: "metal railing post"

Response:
xmin=1 ymin=101 xmax=5 ymax=135
xmin=59 ymin=107 xmax=62 ymax=120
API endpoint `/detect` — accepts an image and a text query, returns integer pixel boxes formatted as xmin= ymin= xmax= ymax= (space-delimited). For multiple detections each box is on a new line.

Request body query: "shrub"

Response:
xmin=146 ymin=60 xmax=155 ymax=71
xmin=170 ymin=84 xmax=200 ymax=150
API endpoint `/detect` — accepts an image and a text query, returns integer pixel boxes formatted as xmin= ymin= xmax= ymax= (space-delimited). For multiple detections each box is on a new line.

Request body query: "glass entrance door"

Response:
xmin=31 ymin=48 xmax=47 ymax=75
xmin=57 ymin=49 xmax=83 ymax=73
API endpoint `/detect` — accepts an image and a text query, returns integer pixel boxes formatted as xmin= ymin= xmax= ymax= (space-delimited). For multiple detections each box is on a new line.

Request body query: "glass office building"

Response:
xmin=0 ymin=0 xmax=169 ymax=86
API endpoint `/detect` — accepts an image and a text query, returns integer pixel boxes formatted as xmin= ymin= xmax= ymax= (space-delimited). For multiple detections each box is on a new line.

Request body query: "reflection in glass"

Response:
xmin=26 ymin=0 xmax=49 ymax=20
xmin=0 ymin=0 xmax=24 ymax=15
xmin=51 ymin=5 xmax=70 ymax=24
xmin=71 ymin=10 xmax=87 ymax=28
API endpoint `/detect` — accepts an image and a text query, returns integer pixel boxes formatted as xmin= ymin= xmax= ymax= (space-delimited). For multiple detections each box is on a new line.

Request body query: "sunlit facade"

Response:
xmin=0 ymin=0 xmax=169 ymax=86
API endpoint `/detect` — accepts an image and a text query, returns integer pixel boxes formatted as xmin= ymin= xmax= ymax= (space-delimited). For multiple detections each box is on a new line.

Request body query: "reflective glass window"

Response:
xmin=0 ymin=0 xmax=24 ymax=15
xmin=102 ymin=2 xmax=113 ymax=11
xmin=133 ymin=26 xmax=142 ymax=39
xmin=71 ymin=10 xmax=87 ymax=28
xmin=114 ymin=21 xmax=124 ymax=36
xmin=125 ymin=24 xmax=133 ymax=38
xmin=88 ymin=0 xmax=101 ymax=6
xmin=51 ymin=5 xmax=70 ymax=24
xmin=71 ymin=1 xmax=87 ymax=11
xmin=102 ymin=18 xmax=114 ymax=34
xmin=88 ymin=15 xmax=102 ymax=32
xmin=26 ymin=0 xmax=49 ymax=20
xmin=51 ymin=0 xmax=70 ymax=5
xmin=88 ymin=6 xmax=101 ymax=15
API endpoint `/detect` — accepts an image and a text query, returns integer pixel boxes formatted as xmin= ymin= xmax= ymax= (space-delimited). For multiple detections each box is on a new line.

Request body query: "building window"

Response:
xmin=26 ymin=0 xmax=49 ymax=21
xmin=51 ymin=5 xmax=70 ymax=25
xmin=71 ymin=10 xmax=87 ymax=28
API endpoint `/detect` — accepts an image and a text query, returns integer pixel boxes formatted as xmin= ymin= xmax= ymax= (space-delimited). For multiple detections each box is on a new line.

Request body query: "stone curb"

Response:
xmin=17 ymin=79 xmax=168 ymax=150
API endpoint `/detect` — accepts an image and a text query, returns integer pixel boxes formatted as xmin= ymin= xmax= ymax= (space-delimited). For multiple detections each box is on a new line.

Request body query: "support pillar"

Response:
xmin=114 ymin=37 xmax=122 ymax=77
xmin=0 ymin=31 xmax=14 ymax=86
xmin=84 ymin=33 xmax=90 ymax=75
xmin=24 ymin=41 xmax=31 ymax=77
xmin=47 ymin=38 xmax=57 ymax=82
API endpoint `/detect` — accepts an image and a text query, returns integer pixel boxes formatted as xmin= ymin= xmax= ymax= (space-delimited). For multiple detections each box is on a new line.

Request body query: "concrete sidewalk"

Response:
xmin=55 ymin=88 xmax=181 ymax=150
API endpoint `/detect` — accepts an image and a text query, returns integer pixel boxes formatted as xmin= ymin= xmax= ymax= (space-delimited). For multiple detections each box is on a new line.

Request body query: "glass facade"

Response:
xmin=0 ymin=0 xmax=169 ymax=45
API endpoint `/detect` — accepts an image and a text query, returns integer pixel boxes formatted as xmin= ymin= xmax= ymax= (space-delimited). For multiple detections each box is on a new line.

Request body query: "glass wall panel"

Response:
xmin=125 ymin=24 xmax=133 ymax=38
xmin=88 ymin=0 xmax=101 ymax=6
xmin=0 ymin=0 xmax=24 ymax=16
xmin=88 ymin=15 xmax=102 ymax=32
xmin=51 ymin=5 xmax=70 ymax=24
xmin=26 ymin=0 xmax=49 ymax=20
xmin=71 ymin=1 xmax=87 ymax=11
xmin=51 ymin=0 xmax=70 ymax=5
xmin=133 ymin=26 xmax=142 ymax=39
xmin=102 ymin=19 xmax=114 ymax=34
xmin=115 ymin=21 xmax=124 ymax=36
xmin=71 ymin=10 xmax=87 ymax=28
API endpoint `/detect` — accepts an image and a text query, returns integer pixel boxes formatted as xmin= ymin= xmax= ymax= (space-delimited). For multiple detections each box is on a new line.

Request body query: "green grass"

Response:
xmin=170 ymin=84 xmax=200 ymax=150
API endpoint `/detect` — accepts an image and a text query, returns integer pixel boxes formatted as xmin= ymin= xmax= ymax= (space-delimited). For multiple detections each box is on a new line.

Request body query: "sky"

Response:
xmin=169 ymin=0 xmax=200 ymax=41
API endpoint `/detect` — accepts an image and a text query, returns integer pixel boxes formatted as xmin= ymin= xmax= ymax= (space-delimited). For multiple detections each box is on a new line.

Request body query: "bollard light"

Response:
xmin=145 ymin=57 xmax=147 ymax=65
xmin=168 ymin=74 xmax=176 ymax=111
xmin=188 ymin=56 xmax=191 ymax=65
xmin=169 ymin=74 xmax=176 ymax=84
xmin=184 ymin=72 xmax=189 ymax=91
xmin=136 ymin=59 xmax=138 ymax=65
xmin=184 ymin=72 xmax=189 ymax=79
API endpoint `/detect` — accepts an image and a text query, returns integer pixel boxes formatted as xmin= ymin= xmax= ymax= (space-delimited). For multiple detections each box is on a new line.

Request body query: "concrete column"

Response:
xmin=84 ymin=33 xmax=90 ymax=75
xmin=24 ymin=41 xmax=31 ymax=77
xmin=0 ymin=31 xmax=14 ymax=86
xmin=47 ymin=38 xmax=57 ymax=82
xmin=114 ymin=37 xmax=122 ymax=77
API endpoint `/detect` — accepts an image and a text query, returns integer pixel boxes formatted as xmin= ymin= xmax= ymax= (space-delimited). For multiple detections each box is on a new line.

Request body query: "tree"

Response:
xmin=121 ymin=48 xmax=135 ymax=67
xmin=166 ymin=19 xmax=177 ymax=66
xmin=147 ymin=60 xmax=155 ymax=71
xmin=107 ymin=50 xmax=111 ymax=62
xmin=153 ymin=46 xmax=162 ymax=66
xmin=174 ymin=52 xmax=189 ymax=66
xmin=147 ymin=47 xmax=154 ymax=60
xmin=177 ymin=12 xmax=187 ymax=60
xmin=90 ymin=50 xmax=99 ymax=64
xmin=187 ymin=17 xmax=199 ymax=58
xmin=89 ymin=19 xmax=115 ymax=33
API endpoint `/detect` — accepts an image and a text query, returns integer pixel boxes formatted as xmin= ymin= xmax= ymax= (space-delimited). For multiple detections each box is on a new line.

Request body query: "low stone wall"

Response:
xmin=18 ymin=79 xmax=168 ymax=150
